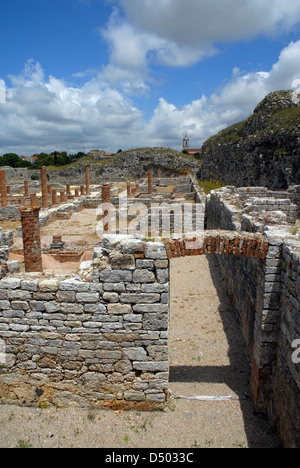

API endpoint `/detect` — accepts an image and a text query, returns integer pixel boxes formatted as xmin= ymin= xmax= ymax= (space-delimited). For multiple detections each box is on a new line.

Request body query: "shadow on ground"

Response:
xmin=169 ymin=255 xmax=281 ymax=448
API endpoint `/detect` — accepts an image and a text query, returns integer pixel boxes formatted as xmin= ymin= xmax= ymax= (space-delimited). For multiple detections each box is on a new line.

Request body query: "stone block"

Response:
xmin=100 ymin=269 xmax=133 ymax=283
xmin=0 ymin=278 xmax=21 ymax=289
xmin=76 ymin=292 xmax=99 ymax=303
xmin=133 ymin=270 xmax=155 ymax=283
xmin=123 ymin=347 xmax=148 ymax=361
xmin=110 ymin=254 xmax=135 ymax=270
xmin=132 ymin=361 xmax=168 ymax=372
xmin=145 ymin=242 xmax=167 ymax=259
xmin=141 ymin=283 xmax=169 ymax=293
xmin=120 ymin=293 xmax=160 ymax=304
xmin=59 ymin=279 xmax=90 ymax=292
xmin=103 ymin=292 xmax=119 ymax=303
xmin=21 ymin=279 xmax=38 ymax=292
xmin=120 ymin=238 xmax=145 ymax=254
xmin=156 ymin=269 xmax=169 ymax=283
xmin=103 ymin=283 xmax=126 ymax=292
xmin=38 ymin=279 xmax=59 ymax=292
xmin=136 ymin=259 xmax=154 ymax=270
xmin=107 ymin=304 xmax=132 ymax=315
xmin=133 ymin=304 xmax=168 ymax=313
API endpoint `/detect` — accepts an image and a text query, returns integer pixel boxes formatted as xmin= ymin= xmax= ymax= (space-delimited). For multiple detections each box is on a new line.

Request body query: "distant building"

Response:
xmin=87 ymin=150 xmax=114 ymax=160
xmin=183 ymin=133 xmax=190 ymax=150
xmin=182 ymin=134 xmax=202 ymax=156
xmin=20 ymin=155 xmax=37 ymax=164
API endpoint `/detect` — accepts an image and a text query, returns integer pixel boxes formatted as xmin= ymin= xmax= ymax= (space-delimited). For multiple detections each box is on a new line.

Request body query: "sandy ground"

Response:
xmin=0 ymin=255 xmax=281 ymax=448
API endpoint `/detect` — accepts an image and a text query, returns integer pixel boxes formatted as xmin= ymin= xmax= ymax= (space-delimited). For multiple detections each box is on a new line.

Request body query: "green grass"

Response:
xmin=203 ymin=99 xmax=300 ymax=152
xmin=197 ymin=179 xmax=225 ymax=194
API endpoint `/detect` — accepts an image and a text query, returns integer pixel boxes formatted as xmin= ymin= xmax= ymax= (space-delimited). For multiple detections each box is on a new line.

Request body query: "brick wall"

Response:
xmin=165 ymin=231 xmax=269 ymax=260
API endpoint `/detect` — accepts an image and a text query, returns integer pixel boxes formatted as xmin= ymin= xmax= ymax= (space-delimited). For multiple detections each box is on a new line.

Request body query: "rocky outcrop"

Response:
xmin=49 ymin=148 xmax=200 ymax=183
xmin=198 ymin=91 xmax=300 ymax=190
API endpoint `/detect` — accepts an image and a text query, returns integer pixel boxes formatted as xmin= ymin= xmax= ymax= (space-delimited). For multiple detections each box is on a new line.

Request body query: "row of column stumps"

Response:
xmin=11 ymin=166 xmax=91 ymax=272
xmin=18 ymin=180 xmax=110 ymax=273
xmin=0 ymin=166 xmax=91 ymax=208
xmin=0 ymin=166 xmax=149 ymax=208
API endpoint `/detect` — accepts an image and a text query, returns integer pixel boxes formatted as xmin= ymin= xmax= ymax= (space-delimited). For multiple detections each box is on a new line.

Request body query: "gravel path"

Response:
xmin=0 ymin=256 xmax=280 ymax=448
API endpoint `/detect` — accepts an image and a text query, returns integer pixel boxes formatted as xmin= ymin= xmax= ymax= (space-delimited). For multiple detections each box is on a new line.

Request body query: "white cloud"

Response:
xmin=0 ymin=60 xmax=143 ymax=154
xmin=118 ymin=0 xmax=300 ymax=44
xmin=98 ymin=0 xmax=300 ymax=96
xmin=1 ymin=39 xmax=300 ymax=155
xmin=105 ymin=0 xmax=300 ymax=69
xmin=144 ymin=39 xmax=300 ymax=148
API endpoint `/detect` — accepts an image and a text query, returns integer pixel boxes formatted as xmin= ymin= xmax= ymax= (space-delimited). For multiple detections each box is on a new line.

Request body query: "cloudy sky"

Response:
xmin=1 ymin=0 xmax=300 ymax=155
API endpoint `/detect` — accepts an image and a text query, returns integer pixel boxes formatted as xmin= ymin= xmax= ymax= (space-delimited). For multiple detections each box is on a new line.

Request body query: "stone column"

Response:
xmin=0 ymin=169 xmax=7 ymax=207
xmin=85 ymin=165 xmax=90 ymax=195
xmin=148 ymin=170 xmax=152 ymax=195
xmin=80 ymin=185 xmax=85 ymax=196
xmin=127 ymin=182 xmax=131 ymax=197
xmin=6 ymin=186 xmax=11 ymax=195
xmin=24 ymin=181 xmax=29 ymax=195
xmin=66 ymin=184 xmax=71 ymax=195
xmin=19 ymin=207 xmax=42 ymax=272
xmin=40 ymin=166 xmax=48 ymax=208
xmin=74 ymin=188 xmax=79 ymax=197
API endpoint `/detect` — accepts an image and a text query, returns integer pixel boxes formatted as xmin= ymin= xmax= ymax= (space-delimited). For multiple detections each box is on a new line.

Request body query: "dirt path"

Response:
xmin=0 ymin=256 xmax=280 ymax=448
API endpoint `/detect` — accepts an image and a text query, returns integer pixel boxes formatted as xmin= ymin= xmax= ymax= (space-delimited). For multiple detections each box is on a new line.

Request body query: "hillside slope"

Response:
xmin=49 ymin=147 xmax=200 ymax=183
xmin=198 ymin=90 xmax=300 ymax=190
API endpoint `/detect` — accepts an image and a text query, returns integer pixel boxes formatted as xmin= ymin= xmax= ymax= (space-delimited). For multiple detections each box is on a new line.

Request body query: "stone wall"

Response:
xmin=273 ymin=239 xmax=300 ymax=447
xmin=1 ymin=178 xmax=300 ymax=446
xmin=0 ymin=237 xmax=169 ymax=409
xmin=206 ymin=188 xmax=300 ymax=448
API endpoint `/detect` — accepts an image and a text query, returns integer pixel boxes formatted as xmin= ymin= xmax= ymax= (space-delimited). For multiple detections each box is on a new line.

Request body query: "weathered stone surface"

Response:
xmin=132 ymin=361 xmax=168 ymax=372
xmin=145 ymin=242 xmax=167 ymax=259
xmin=133 ymin=270 xmax=155 ymax=283
xmin=120 ymin=238 xmax=145 ymax=254
xmin=120 ymin=293 xmax=160 ymax=304
xmin=198 ymin=91 xmax=300 ymax=190
xmin=110 ymin=254 xmax=135 ymax=270
xmin=100 ymin=269 xmax=133 ymax=283
xmin=59 ymin=279 xmax=90 ymax=292
xmin=107 ymin=304 xmax=132 ymax=315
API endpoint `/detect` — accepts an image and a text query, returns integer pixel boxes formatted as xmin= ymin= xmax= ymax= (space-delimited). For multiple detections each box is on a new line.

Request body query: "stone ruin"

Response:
xmin=0 ymin=165 xmax=300 ymax=447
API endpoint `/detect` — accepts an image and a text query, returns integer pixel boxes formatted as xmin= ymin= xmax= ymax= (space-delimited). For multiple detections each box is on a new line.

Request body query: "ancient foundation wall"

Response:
xmin=0 ymin=238 xmax=169 ymax=410
xmin=206 ymin=188 xmax=300 ymax=448
xmin=0 ymin=180 xmax=300 ymax=446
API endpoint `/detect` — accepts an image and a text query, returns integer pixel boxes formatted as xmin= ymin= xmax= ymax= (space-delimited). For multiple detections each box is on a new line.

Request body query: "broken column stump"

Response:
xmin=19 ymin=207 xmax=43 ymax=273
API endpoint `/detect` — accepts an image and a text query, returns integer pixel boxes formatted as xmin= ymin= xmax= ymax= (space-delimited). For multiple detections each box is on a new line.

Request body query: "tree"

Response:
xmin=0 ymin=153 xmax=31 ymax=168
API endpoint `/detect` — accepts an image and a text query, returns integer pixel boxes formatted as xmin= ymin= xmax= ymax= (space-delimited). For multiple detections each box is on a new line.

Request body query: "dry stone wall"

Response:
xmin=206 ymin=187 xmax=300 ymax=448
xmin=0 ymin=237 xmax=169 ymax=409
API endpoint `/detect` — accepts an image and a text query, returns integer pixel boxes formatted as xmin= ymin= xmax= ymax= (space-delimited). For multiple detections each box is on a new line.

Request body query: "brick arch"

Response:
xmin=165 ymin=230 xmax=269 ymax=261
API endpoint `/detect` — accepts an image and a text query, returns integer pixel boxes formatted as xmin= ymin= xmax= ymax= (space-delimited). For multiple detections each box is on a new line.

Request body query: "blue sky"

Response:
xmin=1 ymin=0 xmax=300 ymax=155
